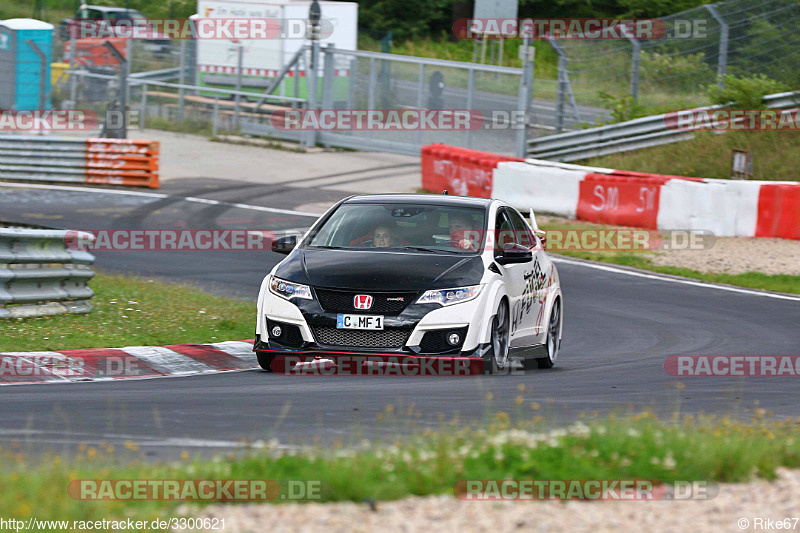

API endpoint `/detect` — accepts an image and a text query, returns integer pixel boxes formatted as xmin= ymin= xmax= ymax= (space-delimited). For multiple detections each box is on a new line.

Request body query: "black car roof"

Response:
xmin=342 ymin=193 xmax=492 ymax=208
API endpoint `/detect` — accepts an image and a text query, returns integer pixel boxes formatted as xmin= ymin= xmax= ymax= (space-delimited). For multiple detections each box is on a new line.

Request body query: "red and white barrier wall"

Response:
xmin=420 ymin=144 xmax=524 ymax=198
xmin=420 ymin=144 xmax=800 ymax=240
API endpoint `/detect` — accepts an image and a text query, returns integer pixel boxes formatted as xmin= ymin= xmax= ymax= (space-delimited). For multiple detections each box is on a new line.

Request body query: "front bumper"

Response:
xmin=253 ymin=335 xmax=488 ymax=376
xmin=256 ymin=283 xmax=492 ymax=358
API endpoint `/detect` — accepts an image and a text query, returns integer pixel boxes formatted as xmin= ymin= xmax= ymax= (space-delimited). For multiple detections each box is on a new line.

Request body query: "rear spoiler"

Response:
xmin=530 ymin=208 xmax=546 ymax=248
xmin=529 ymin=208 xmax=540 ymax=232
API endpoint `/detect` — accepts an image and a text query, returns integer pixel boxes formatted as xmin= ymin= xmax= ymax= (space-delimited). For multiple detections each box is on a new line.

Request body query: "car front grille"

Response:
xmin=312 ymin=326 xmax=410 ymax=349
xmin=314 ymin=289 xmax=418 ymax=314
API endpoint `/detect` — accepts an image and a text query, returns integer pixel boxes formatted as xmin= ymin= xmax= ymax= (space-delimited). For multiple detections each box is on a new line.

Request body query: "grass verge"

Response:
xmin=0 ymin=272 xmax=255 ymax=352
xmin=1 ymin=411 xmax=799 ymax=522
xmin=577 ymin=130 xmax=800 ymax=181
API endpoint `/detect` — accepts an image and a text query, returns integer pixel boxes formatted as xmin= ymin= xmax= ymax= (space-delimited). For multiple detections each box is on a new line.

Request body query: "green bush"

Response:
xmin=597 ymin=91 xmax=648 ymax=123
xmin=641 ymin=50 xmax=710 ymax=93
xmin=707 ymin=74 xmax=789 ymax=109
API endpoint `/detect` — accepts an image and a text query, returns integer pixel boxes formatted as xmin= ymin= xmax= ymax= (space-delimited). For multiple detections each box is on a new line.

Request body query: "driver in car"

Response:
xmin=449 ymin=215 xmax=480 ymax=251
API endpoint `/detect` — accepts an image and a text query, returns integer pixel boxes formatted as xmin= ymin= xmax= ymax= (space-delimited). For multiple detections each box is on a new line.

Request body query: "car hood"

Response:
xmin=275 ymin=248 xmax=485 ymax=291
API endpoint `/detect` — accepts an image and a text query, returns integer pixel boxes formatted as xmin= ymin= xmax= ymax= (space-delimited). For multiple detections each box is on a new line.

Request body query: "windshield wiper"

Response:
xmin=399 ymin=246 xmax=457 ymax=254
xmin=310 ymin=245 xmax=346 ymax=250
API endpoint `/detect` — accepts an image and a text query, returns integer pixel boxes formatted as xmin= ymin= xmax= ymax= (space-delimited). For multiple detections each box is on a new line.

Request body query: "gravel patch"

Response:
xmin=189 ymin=468 xmax=800 ymax=532
xmin=649 ymin=236 xmax=800 ymax=276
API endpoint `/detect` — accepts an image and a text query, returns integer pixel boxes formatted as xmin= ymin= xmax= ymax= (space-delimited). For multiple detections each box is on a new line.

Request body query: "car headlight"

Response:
xmin=269 ymin=277 xmax=313 ymax=301
xmin=416 ymin=285 xmax=482 ymax=306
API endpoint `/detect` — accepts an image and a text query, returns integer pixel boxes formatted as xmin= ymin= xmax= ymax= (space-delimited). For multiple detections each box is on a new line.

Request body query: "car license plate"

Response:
xmin=337 ymin=314 xmax=384 ymax=330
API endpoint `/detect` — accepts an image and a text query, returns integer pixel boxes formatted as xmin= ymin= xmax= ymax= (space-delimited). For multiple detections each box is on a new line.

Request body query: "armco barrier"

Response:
xmin=0 ymin=136 xmax=160 ymax=188
xmin=0 ymin=229 xmax=96 ymax=318
xmin=528 ymin=90 xmax=800 ymax=162
xmin=421 ymin=144 xmax=523 ymax=198
xmin=422 ymin=144 xmax=799 ymax=241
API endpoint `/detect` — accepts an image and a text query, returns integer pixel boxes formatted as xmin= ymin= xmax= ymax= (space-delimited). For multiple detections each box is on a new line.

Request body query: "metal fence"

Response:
xmin=53 ymin=40 xmax=536 ymax=156
xmin=545 ymin=0 xmax=800 ymax=131
xmin=241 ymin=45 xmax=533 ymax=156
xmin=0 ymin=229 xmax=96 ymax=319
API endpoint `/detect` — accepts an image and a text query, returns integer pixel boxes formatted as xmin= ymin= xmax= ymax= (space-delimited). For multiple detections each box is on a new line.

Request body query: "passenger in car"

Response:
xmin=372 ymin=225 xmax=396 ymax=248
xmin=350 ymin=222 xmax=407 ymax=248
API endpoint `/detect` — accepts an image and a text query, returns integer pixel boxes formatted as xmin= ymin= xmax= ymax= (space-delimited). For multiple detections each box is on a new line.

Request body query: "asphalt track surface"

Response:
xmin=0 ymin=179 xmax=798 ymax=460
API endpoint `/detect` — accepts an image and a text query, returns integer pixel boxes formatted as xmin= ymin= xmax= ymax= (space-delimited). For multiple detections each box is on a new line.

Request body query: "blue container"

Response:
xmin=0 ymin=18 xmax=53 ymax=110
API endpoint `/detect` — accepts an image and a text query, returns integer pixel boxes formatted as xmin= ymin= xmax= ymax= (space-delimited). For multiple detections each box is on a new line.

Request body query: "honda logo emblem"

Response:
xmin=354 ymin=294 xmax=373 ymax=310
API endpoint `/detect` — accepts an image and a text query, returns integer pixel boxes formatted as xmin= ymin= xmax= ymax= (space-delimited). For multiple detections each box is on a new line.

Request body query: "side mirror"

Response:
xmin=271 ymin=235 xmax=297 ymax=255
xmin=496 ymin=243 xmax=533 ymax=265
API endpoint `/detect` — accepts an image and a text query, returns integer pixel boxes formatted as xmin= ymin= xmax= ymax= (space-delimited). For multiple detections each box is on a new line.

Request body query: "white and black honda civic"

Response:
xmin=254 ymin=194 xmax=563 ymax=374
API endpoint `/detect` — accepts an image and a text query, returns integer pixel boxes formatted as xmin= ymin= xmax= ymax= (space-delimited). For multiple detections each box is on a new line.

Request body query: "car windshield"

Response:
xmin=306 ymin=203 xmax=487 ymax=254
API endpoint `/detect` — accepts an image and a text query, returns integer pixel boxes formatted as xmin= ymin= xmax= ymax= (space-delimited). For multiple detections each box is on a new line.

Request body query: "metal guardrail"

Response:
xmin=0 ymin=229 xmax=96 ymax=319
xmin=239 ymin=122 xmax=426 ymax=156
xmin=528 ymin=91 xmax=800 ymax=162
xmin=129 ymin=67 xmax=185 ymax=82
xmin=0 ymin=136 xmax=160 ymax=188
xmin=330 ymin=48 xmax=525 ymax=75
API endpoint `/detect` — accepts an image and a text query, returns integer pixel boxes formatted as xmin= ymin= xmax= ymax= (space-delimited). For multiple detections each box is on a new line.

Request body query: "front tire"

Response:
xmin=483 ymin=300 xmax=509 ymax=374
xmin=537 ymin=299 xmax=560 ymax=369
xmin=257 ymin=352 xmax=275 ymax=371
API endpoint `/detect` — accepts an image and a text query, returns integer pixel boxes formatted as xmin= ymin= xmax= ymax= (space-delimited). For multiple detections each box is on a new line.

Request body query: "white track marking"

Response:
xmin=0 ymin=352 xmax=71 ymax=382
xmin=121 ymin=346 xmax=216 ymax=375
xmin=210 ymin=341 xmax=258 ymax=361
xmin=552 ymin=256 xmax=800 ymax=302
xmin=0 ymin=367 xmax=258 ymax=386
xmin=0 ymin=182 xmax=322 ymax=217
xmin=0 ymin=181 xmax=168 ymax=199
xmin=0 ymin=430 xmax=299 ymax=450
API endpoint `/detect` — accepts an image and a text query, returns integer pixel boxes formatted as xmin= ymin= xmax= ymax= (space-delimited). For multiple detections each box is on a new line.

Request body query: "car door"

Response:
xmin=494 ymin=208 xmax=535 ymax=348
xmin=507 ymin=207 xmax=550 ymax=339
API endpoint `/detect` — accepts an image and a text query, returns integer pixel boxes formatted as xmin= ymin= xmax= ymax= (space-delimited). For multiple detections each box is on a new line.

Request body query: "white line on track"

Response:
xmin=552 ymin=256 xmax=800 ymax=302
xmin=0 ymin=182 xmax=323 ymax=217
xmin=0 ymin=430 xmax=301 ymax=450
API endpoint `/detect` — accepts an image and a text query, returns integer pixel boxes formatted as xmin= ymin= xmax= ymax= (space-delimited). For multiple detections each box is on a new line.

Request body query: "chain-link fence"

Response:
xmin=546 ymin=0 xmax=800 ymax=129
xmin=321 ymin=47 xmax=527 ymax=155
xmin=51 ymin=35 xmax=302 ymax=138
xmin=50 ymin=25 xmax=536 ymax=155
